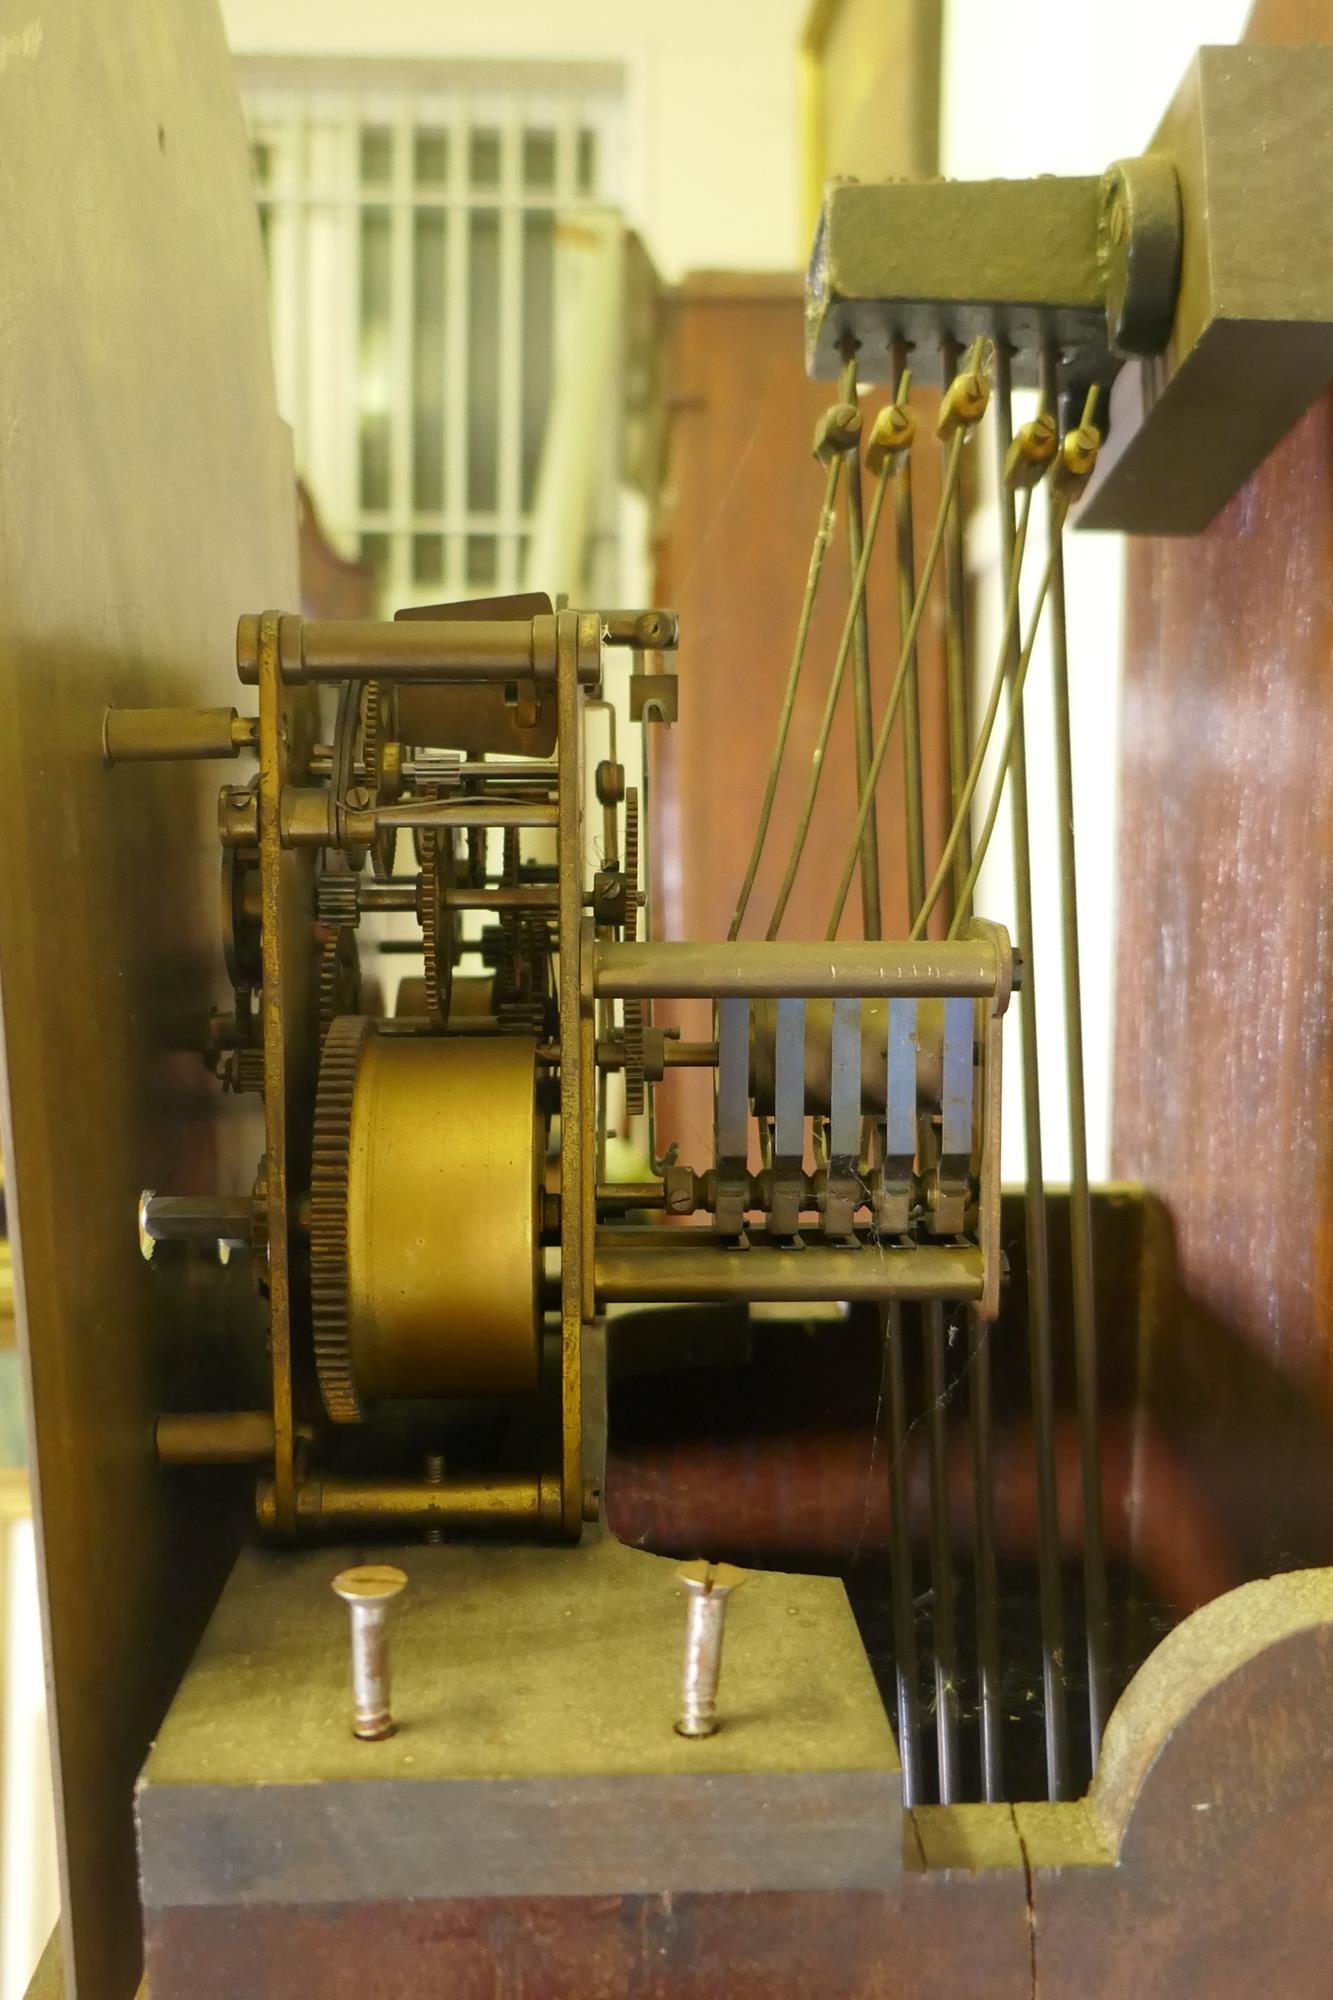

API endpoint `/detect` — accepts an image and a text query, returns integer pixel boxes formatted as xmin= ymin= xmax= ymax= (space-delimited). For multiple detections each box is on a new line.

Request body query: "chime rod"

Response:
xmin=727 ymin=432 xmax=846 ymax=940
xmin=822 ymin=336 xmax=986 ymax=942
xmin=883 ymin=1301 xmax=924 ymax=1807
xmin=940 ymin=339 xmax=975 ymax=924
xmin=887 ymin=341 xmax=955 ymax=1799
xmin=945 ymin=496 xmax=1070 ymax=935
xmin=968 ymin=1304 xmax=1004 ymax=1800
xmin=843 ymin=352 xmax=884 ymax=941
xmin=906 ymin=486 xmax=1035 ymax=943
xmin=892 ymin=338 xmax=927 ymax=927
xmin=765 ymin=414 xmax=897 ymax=940
xmin=1040 ymin=345 xmax=1111 ymax=1765
xmin=937 ymin=335 xmax=999 ymax=1798
xmin=992 ymin=338 xmax=1070 ymax=1802
xmin=924 ymin=1298 xmax=960 ymax=1802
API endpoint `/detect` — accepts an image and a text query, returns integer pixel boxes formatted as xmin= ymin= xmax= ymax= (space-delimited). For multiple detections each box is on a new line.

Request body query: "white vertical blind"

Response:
xmin=241 ymin=62 xmax=625 ymax=611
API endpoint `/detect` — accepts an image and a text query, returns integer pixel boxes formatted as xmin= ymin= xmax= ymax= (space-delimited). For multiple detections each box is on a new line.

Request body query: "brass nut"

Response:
xmin=865 ymin=401 xmax=917 ymax=475
xmin=812 ymin=400 xmax=862 ymax=463
xmin=936 ymin=368 xmax=991 ymax=441
xmin=595 ymin=759 xmax=626 ymax=807
xmin=1003 ymin=412 xmax=1059 ymax=491
xmin=218 ymin=784 xmax=258 ymax=847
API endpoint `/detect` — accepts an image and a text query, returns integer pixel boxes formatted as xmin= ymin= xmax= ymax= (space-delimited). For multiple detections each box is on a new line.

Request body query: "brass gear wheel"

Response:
xmin=318 ymin=925 xmax=361 ymax=1040
xmin=361 ymin=680 xmax=400 ymax=879
xmin=418 ymin=827 xmax=456 ymax=1026
xmin=622 ymin=787 xmax=646 ymax=1116
xmin=310 ymin=1014 xmax=374 ymax=1424
xmin=316 ymin=865 xmax=360 ymax=929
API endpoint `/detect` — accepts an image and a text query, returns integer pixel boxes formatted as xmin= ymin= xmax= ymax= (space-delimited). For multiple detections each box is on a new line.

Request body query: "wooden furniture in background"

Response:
xmin=297 ymin=480 xmax=376 ymax=621
xmin=800 ymin=0 xmax=942 ymax=239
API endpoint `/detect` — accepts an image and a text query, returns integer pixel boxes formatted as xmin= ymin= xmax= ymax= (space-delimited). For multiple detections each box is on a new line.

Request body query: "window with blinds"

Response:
xmin=241 ymin=62 xmax=625 ymax=612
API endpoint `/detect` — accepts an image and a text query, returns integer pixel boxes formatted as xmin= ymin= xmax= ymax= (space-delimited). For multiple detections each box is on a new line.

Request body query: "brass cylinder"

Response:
xmin=255 ymin=1472 xmax=562 ymax=1537
xmin=593 ymin=937 xmax=1004 ymax=1000
xmin=156 ymin=1411 xmax=275 ymax=1464
xmin=101 ymin=704 xmax=246 ymax=763
xmin=288 ymin=616 xmax=561 ymax=683
xmin=592 ymin=1233 xmax=983 ymax=1304
xmin=344 ymin=1035 xmax=541 ymax=1400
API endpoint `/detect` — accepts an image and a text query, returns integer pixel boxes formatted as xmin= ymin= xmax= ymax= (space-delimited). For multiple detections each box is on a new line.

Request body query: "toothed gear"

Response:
xmin=223 ymin=1045 xmax=265 ymax=1095
xmin=360 ymin=680 xmax=400 ymax=878
xmin=318 ymin=925 xmax=361 ymax=1039
xmin=361 ymin=679 xmax=383 ymax=781
xmin=418 ymin=828 xmax=455 ymax=1026
xmin=496 ymin=915 xmax=552 ymax=1033
xmin=310 ymin=1014 xmax=374 ymax=1423
xmin=316 ymin=868 xmax=360 ymax=928
xmin=622 ymin=787 xmax=646 ymax=1116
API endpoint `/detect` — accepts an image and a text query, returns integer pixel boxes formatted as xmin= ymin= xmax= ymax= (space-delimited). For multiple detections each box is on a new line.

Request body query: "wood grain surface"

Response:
xmin=1113 ymin=0 xmax=1333 ymax=1594
xmin=0 ymin=3 xmax=297 ymax=1994
xmin=144 ymin=1573 xmax=1333 ymax=2000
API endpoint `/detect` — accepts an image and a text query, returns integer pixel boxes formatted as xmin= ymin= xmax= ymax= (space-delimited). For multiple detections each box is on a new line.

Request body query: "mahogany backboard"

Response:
xmin=0 ymin=3 xmax=297 ymax=1993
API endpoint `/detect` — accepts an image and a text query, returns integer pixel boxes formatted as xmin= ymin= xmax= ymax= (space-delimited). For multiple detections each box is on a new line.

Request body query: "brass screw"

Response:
xmin=332 ymin=1564 xmax=407 ymax=1740
xmin=674 ymin=1560 xmax=748 ymax=1738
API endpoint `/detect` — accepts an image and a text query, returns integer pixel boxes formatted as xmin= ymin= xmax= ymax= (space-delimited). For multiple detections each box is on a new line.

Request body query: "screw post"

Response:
xmin=674 ymin=1560 xmax=748 ymax=1738
xmin=332 ymin=1564 xmax=408 ymax=1740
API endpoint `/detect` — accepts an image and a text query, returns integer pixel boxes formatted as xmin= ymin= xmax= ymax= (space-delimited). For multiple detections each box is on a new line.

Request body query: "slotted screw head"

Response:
xmin=332 ymin=1564 xmax=408 ymax=1606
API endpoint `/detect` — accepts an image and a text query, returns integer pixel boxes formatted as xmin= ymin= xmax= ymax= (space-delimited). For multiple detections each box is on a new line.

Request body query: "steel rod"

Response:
xmin=842 ymin=354 xmax=883 ymax=940
xmin=967 ymin=1304 xmax=1004 ymax=1800
xmin=892 ymin=341 xmax=926 ymax=926
xmin=728 ymin=453 xmax=844 ymax=940
xmin=823 ymin=432 xmax=969 ymax=940
xmin=940 ymin=340 xmax=975 ymax=924
xmin=888 ymin=339 xmax=953 ymax=1799
xmin=766 ymin=461 xmax=893 ymax=939
xmin=1041 ymin=346 xmax=1110 ymax=1765
xmin=944 ymin=502 xmax=1069 ymax=937
xmin=596 ymin=1182 xmax=667 ymax=1209
xmin=594 ymin=1039 xmax=718 ymax=1070
xmin=884 ymin=1302 xmax=923 ymax=1806
xmin=356 ymin=883 xmax=417 ymax=911
xmin=993 ymin=340 xmax=1069 ymax=1801
xmin=823 ymin=337 xmax=984 ymax=942
xmin=923 ymin=1300 xmax=960 ymax=1800
xmin=907 ymin=488 xmax=1034 ymax=942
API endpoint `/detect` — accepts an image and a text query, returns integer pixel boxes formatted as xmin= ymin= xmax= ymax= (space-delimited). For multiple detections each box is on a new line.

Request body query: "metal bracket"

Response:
xmin=805 ymin=45 xmax=1333 ymax=536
